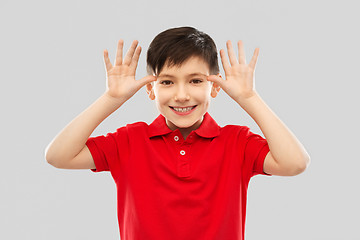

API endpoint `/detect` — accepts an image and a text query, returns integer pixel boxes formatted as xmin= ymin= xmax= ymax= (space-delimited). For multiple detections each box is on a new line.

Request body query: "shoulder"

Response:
xmin=117 ymin=121 xmax=148 ymax=132
xmin=122 ymin=121 xmax=150 ymax=137
xmin=210 ymin=125 xmax=251 ymax=145
xmin=218 ymin=124 xmax=263 ymax=143
xmin=106 ymin=121 xmax=148 ymax=137
xmin=98 ymin=121 xmax=149 ymax=147
xmin=220 ymin=124 xmax=251 ymax=136
xmin=125 ymin=121 xmax=148 ymax=129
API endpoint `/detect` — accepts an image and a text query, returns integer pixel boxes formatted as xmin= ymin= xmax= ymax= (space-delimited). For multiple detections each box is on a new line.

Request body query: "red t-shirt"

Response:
xmin=86 ymin=112 xmax=271 ymax=240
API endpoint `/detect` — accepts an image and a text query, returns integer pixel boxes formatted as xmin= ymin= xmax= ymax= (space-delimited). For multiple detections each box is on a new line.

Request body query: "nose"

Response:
xmin=174 ymin=85 xmax=190 ymax=102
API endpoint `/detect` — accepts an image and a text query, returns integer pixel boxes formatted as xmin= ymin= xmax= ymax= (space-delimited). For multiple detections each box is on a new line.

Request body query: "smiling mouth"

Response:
xmin=170 ymin=105 xmax=197 ymax=112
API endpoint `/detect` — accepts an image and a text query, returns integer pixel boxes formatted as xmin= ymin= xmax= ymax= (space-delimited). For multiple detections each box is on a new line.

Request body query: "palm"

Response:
xmin=103 ymin=40 xmax=156 ymax=101
xmin=106 ymin=65 xmax=135 ymax=98
xmin=208 ymin=40 xmax=259 ymax=101
xmin=225 ymin=63 xmax=255 ymax=98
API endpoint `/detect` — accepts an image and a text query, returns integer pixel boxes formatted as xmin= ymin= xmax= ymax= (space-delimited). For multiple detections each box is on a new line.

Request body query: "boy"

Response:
xmin=45 ymin=26 xmax=310 ymax=240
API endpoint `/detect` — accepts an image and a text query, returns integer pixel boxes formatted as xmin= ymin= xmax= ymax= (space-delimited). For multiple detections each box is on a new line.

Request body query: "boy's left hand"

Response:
xmin=207 ymin=40 xmax=259 ymax=102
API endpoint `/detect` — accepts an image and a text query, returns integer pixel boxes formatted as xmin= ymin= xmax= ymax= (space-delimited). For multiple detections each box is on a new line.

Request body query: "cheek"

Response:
xmin=196 ymin=82 xmax=212 ymax=94
xmin=196 ymin=85 xmax=212 ymax=98
xmin=154 ymin=89 xmax=173 ymax=104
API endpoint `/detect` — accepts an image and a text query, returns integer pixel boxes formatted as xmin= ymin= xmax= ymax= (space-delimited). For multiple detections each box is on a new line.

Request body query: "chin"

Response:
xmin=171 ymin=115 xmax=203 ymax=129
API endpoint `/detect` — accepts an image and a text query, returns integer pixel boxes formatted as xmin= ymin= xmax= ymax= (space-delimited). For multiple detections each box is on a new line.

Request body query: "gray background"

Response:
xmin=1 ymin=0 xmax=359 ymax=239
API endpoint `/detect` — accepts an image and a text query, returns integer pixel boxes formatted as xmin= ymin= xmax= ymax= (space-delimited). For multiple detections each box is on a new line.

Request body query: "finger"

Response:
xmin=226 ymin=40 xmax=238 ymax=66
xmin=249 ymin=48 xmax=260 ymax=69
xmin=207 ymin=75 xmax=223 ymax=87
xmin=114 ymin=39 xmax=124 ymax=66
xmin=238 ymin=40 xmax=246 ymax=64
xmin=136 ymin=75 xmax=157 ymax=89
xmin=103 ymin=49 xmax=112 ymax=71
xmin=129 ymin=45 xmax=141 ymax=72
xmin=219 ymin=49 xmax=231 ymax=74
xmin=123 ymin=40 xmax=139 ymax=65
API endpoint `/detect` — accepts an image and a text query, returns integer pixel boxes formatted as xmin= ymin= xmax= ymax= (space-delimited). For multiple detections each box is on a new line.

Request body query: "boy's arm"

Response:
xmin=45 ymin=39 xmax=156 ymax=169
xmin=207 ymin=40 xmax=310 ymax=176
xmin=237 ymin=92 xmax=310 ymax=176
xmin=45 ymin=93 xmax=125 ymax=168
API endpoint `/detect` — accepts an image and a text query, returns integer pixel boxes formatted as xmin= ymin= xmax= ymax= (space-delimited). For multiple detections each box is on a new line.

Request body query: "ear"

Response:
xmin=146 ymin=82 xmax=156 ymax=100
xmin=210 ymin=73 xmax=222 ymax=98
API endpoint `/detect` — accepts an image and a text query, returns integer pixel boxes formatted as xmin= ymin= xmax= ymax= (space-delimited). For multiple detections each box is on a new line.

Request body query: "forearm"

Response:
xmin=236 ymin=92 xmax=310 ymax=170
xmin=45 ymin=92 xmax=125 ymax=164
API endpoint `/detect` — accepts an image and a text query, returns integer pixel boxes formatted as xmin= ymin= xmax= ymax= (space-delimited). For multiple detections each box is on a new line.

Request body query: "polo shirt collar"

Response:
xmin=148 ymin=112 xmax=220 ymax=139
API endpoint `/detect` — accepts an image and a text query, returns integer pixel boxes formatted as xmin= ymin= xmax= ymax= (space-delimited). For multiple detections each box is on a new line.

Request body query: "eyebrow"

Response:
xmin=157 ymin=72 xmax=208 ymax=78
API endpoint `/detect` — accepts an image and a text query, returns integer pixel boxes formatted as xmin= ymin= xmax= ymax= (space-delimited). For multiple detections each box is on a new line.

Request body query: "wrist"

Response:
xmin=235 ymin=92 xmax=265 ymax=121
xmin=102 ymin=91 xmax=127 ymax=108
xmin=235 ymin=90 xmax=259 ymax=106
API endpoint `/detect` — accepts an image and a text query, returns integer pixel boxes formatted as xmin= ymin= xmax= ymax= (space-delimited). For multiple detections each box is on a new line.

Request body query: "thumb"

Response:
xmin=207 ymin=75 xmax=225 ymax=88
xmin=137 ymin=75 xmax=157 ymax=88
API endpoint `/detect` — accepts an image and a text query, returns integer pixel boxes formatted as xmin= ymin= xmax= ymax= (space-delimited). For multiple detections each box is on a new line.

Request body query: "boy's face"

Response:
xmin=146 ymin=56 xmax=221 ymax=133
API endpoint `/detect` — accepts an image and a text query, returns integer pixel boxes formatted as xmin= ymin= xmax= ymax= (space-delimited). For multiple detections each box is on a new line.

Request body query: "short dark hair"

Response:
xmin=146 ymin=26 xmax=219 ymax=76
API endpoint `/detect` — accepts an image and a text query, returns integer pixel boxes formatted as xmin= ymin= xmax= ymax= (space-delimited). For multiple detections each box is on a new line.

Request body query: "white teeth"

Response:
xmin=173 ymin=106 xmax=195 ymax=112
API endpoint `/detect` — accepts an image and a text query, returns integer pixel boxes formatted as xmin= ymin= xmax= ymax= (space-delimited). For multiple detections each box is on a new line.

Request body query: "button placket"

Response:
xmin=177 ymin=145 xmax=190 ymax=178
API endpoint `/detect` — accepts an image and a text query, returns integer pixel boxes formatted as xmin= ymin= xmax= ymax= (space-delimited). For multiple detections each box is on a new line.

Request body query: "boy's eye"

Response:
xmin=160 ymin=80 xmax=173 ymax=85
xmin=160 ymin=79 xmax=203 ymax=85
xmin=191 ymin=79 xmax=203 ymax=84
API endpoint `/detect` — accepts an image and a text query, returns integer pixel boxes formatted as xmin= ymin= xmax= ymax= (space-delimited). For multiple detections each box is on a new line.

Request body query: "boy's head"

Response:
xmin=146 ymin=26 xmax=219 ymax=76
xmin=145 ymin=26 xmax=222 ymax=134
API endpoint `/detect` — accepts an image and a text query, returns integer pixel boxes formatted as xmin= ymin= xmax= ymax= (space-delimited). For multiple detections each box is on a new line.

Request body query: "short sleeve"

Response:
xmin=242 ymin=127 xmax=271 ymax=177
xmin=85 ymin=126 xmax=128 ymax=173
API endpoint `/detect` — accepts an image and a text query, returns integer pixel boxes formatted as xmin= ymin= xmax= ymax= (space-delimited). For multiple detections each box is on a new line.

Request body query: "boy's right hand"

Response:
xmin=103 ymin=39 xmax=156 ymax=103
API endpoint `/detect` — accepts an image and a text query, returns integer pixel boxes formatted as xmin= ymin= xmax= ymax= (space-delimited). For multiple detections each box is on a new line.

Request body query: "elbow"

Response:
xmin=45 ymin=155 xmax=63 ymax=169
xmin=45 ymin=149 xmax=56 ymax=167
xmin=45 ymin=147 xmax=73 ymax=169
xmin=44 ymin=145 xmax=60 ymax=168
xmin=293 ymin=154 xmax=311 ymax=175
xmin=45 ymin=145 xmax=52 ymax=164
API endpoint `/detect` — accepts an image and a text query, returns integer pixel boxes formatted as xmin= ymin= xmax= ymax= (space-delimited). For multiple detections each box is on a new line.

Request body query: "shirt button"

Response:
xmin=180 ymin=150 xmax=186 ymax=155
xmin=174 ymin=136 xmax=179 ymax=141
